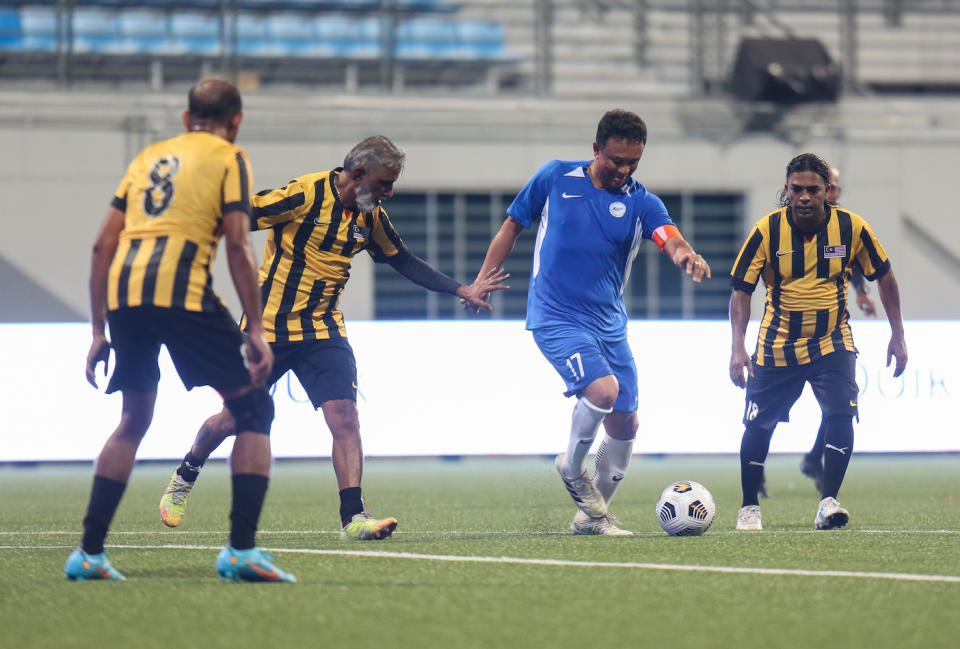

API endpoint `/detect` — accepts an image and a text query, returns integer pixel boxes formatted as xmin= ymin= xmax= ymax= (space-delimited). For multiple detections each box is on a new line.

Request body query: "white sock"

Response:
xmin=562 ymin=397 xmax=611 ymax=477
xmin=593 ymin=435 xmax=634 ymax=505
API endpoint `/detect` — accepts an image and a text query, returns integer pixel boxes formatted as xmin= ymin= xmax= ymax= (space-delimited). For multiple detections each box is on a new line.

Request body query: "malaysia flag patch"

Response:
xmin=823 ymin=245 xmax=846 ymax=258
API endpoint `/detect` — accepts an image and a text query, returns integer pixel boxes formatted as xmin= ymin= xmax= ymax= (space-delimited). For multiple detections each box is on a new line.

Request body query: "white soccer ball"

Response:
xmin=655 ymin=481 xmax=716 ymax=536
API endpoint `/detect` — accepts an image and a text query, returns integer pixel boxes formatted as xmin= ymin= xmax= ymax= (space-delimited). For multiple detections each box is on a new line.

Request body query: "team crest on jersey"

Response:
xmin=352 ymin=224 xmax=370 ymax=241
xmin=609 ymin=201 xmax=627 ymax=218
xmin=823 ymin=244 xmax=846 ymax=258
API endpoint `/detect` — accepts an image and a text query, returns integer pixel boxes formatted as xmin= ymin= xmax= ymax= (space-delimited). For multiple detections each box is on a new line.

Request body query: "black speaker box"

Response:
xmin=731 ymin=37 xmax=841 ymax=103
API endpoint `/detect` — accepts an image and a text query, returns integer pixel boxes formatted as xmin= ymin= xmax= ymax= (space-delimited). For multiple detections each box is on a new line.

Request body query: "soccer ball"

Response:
xmin=655 ymin=481 xmax=716 ymax=536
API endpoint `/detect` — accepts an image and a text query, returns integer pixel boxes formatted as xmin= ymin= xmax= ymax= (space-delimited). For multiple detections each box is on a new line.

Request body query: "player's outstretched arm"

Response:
xmin=86 ymin=206 xmax=125 ymax=388
xmin=876 ymin=268 xmax=907 ymax=377
xmin=729 ymin=289 xmax=754 ymax=389
xmin=663 ymin=236 xmax=710 ymax=283
xmin=461 ymin=217 xmax=524 ymax=312
xmin=223 ymin=210 xmax=273 ymax=387
xmin=386 ymin=246 xmax=509 ymax=311
xmin=457 ymin=267 xmax=511 ymax=311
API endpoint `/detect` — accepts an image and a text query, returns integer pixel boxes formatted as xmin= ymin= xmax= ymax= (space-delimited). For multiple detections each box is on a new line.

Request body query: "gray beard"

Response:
xmin=355 ymin=185 xmax=378 ymax=212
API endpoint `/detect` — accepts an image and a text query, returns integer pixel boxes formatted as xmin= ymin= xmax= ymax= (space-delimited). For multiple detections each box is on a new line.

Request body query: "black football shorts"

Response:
xmin=106 ymin=304 xmax=250 ymax=395
xmin=742 ymin=350 xmax=859 ymax=429
xmin=267 ymin=337 xmax=358 ymax=409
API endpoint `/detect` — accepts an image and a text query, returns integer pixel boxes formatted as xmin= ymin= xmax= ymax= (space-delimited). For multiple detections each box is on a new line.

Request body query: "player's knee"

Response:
xmin=224 ymin=388 xmax=274 ymax=435
xmin=584 ymin=377 xmax=618 ymax=411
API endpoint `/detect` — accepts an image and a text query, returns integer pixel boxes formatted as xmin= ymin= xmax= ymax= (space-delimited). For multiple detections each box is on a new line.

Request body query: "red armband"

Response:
xmin=652 ymin=224 xmax=682 ymax=251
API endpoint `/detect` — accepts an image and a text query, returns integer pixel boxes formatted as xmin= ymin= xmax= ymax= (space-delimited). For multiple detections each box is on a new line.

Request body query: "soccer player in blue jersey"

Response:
xmin=471 ymin=109 xmax=710 ymax=535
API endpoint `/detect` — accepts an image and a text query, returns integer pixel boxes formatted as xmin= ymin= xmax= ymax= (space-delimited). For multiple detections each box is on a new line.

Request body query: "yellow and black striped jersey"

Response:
xmin=730 ymin=205 xmax=890 ymax=367
xmin=107 ymin=131 xmax=252 ymax=313
xmin=242 ymin=168 xmax=404 ymax=342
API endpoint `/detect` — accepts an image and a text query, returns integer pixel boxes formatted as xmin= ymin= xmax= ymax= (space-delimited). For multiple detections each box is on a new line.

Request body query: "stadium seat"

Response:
xmin=19 ymin=6 xmax=56 ymax=37
xmin=314 ymin=14 xmax=375 ymax=58
xmin=0 ymin=8 xmax=22 ymax=51
xmin=456 ymin=20 xmax=504 ymax=60
xmin=0 ymin=8 xmax=20 ymax=35
xmin=19 ymin=6 xmax=57 ymax=52
xmin=170 ymin=11 xmax=221 ymax=56
xmin=236 ymin=12 xmax=290 ymax=58
xmin=117 ymin=9 xmax=174 ymax=55
xmin=396 ymin=17 xmax=457 ymax=60
xmin=72 ymin=7 xmax=123 ymax=54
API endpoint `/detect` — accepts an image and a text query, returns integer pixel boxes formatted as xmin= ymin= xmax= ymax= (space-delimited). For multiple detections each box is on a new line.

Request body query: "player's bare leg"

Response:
xmin=160 ymin=408 xmax=235 ymax=527
xmin=324 ymin=399 xmax=397 ymax=540
xmin=67 ymin=391 xmax=156 ymax=580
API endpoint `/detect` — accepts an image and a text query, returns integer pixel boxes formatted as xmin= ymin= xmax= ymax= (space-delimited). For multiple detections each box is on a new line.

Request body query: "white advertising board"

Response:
xmin=0 ymin=320 xmax=954 ymax=461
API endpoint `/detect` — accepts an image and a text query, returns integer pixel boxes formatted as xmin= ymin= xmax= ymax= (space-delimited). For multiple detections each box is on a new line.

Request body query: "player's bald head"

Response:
xmin=188 ymin=78 xmax=242 ymax=126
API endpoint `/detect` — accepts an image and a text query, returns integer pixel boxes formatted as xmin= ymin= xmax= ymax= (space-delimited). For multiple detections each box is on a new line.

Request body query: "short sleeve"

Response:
xmin=853 ymin=220 xmax=891 ymax=280
xmin=637 ymin=192 xmax=674 ymax=240
xmin=111 ymin=159 xmax=137 ymax=212
xmin=506 ymin=160 xmax=561 ymax=229
xmin=730 ymin=225 xmax=766 ymax=293
xmin=221 ymin=149 xmax=253 ymax=216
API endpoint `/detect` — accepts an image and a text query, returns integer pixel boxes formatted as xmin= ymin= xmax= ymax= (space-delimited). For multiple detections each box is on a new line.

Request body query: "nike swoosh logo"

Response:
xmin=849 ymin=400 xmax=857 ymax=407
xmin=578 ymin=439 xmax=592 ymax=445
xmin=611 ymin=475 xmax=623 ymax=482
xmin=245 ymin=560 xmax=281 ymax=580
xmin=314 ymin=218 xmax=332 ymax=225
xmin=561 ymin=192 xmax=582 ymax=199
xmin=776 ymin=250 xmax=794 ymax=257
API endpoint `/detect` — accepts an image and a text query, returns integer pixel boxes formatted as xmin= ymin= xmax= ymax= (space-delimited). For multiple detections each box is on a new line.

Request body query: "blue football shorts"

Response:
xmin=531 ymin=325 xmax=638 ymax=412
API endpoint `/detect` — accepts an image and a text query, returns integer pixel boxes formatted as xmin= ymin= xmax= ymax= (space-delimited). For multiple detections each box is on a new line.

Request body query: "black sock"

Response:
xmin=339 ymin=487 xmax=364 ymax=527
xmin=176 ymin=451 xmax=206 ymax=482
xmin=806 ymin=421 xmax=826 ymax=463
xmin=821 ymin=415 xmax=854 ymax=499
xmin=740 ymin=425 xmax=774 ymax=507
xmin=81 ymin=476 xmax=127 ymax=555
xmin=229 ymin=474 xmax=268 ymax=550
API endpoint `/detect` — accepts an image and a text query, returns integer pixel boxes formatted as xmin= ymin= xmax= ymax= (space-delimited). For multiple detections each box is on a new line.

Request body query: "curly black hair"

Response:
xmin=777 ymin=153 xmax=832 ymax=207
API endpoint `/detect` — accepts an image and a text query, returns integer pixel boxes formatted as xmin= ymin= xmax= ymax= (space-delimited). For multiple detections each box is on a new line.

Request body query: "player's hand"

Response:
xmin=680 ymin=251 xmax=711 ymax=284
xmin=245 ymin=331 xmax=274 ymax=387
xmin=458 ymin=267 xmax=510 ymax=313
xmin=886 ymin=335 xmax=907 ymax=378
xmin=856 ymin=291 xmax=877 ymax=317
xmin=85 ymin=333 xmax=111 ymax=388
xmin=729 ymin=347 xmax=754 ymax=389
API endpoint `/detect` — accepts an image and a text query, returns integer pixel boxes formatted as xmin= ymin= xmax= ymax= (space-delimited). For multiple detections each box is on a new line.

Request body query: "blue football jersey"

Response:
xmin=507 ymin=159 xmax=674 ymax=337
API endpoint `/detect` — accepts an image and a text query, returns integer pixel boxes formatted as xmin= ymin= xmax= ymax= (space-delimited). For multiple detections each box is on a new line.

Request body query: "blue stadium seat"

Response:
xmin=456 ymin=20 xmax=504 ymax=60
xmin=0 ymin=8 xmax=20 ymax=36
xmin=314 ymin=14 xmax=375 ymax=57
xmin=0 ymin=34 xmax=25 ymax=53
xmin=170 ymin=12 xmax=221 ymax=56
xmin=117 ymin=9 xmax=174 ymax=55
xmin=236 ymin=12 xmax=288 ymax=58
xmin=72 ymin=7 xmax=123 ymax=54
xmin=20 ymin=6 xmax=56 ymax=37
xmin=18 ymin=6 xmax=57 ymax=52
xmin=396 ymin=17 xmax=457 ymax=60
xmin=266 ymin=13 xmax=313 ymax=41
xmin=73 ymin=8 xmax=118 ymax=37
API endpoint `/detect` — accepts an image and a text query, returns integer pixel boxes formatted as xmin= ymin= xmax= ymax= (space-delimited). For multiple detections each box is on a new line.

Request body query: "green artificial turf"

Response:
xmin=2 ymin=454 xmax=958 ymax=649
